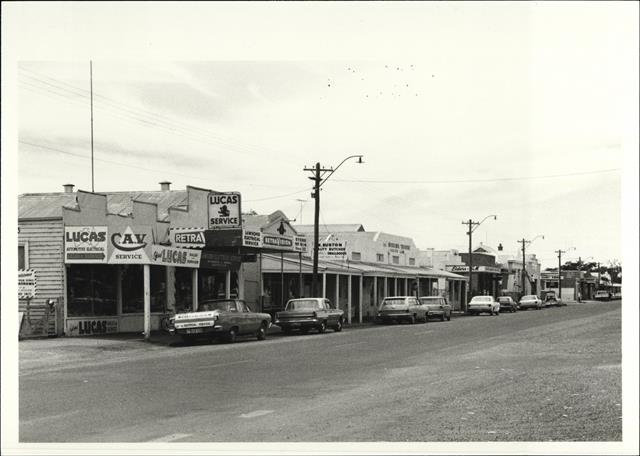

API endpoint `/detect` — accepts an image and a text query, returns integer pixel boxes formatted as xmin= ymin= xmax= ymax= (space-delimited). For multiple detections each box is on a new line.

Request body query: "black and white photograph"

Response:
xmin=1 ymin=2 xmax=638 ymax=455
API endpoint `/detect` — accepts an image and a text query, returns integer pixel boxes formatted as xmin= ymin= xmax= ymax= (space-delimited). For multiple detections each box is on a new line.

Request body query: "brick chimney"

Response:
xmin=498 ymin=243 xmax=503 ymax=251
xmin=63 ymin=184 xmax=75 ymax=193
xmin=159 ymin=181 xmax=171 ymax=191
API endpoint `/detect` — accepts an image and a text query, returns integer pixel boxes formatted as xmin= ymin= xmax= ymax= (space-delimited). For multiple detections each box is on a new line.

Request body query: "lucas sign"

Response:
xmin=151 ymin=245 xmax=201 ymax=268
xmin=65 ymin=226 xmax=108 ymax=263
xmin=208 ymin=193 xmax=241 ymax=230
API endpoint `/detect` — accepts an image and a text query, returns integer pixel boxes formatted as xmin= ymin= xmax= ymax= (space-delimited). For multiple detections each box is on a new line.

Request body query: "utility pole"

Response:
xmin=556 ymin=249 xmax=566 ymax=299
xmin=518 ymin=238 xmax=528 ymax=297
xmin=304 ymin=156 xmax=364 ymax=297
xmin=90 ymin=60 xmax=95 ymax=192
xmin=461 ymin=215 xmax=497 ymax=312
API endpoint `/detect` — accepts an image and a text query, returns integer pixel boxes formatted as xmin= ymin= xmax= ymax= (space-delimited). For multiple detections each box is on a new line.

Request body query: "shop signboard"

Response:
xmin=18 ymin=269 xmax=37 ymax=299
xmin=65 ymin=226 xmax=108 ymax=263
xmin=199 ymin=251 xmax=242 ymax=269
xmin=294 ymin=235 xmax=307 ymax=253
xmin=318 ymin=240 xmax=347 ymax=261
xmin=262 ymin=234 xmax=294 ymax=250
xmin=151 ymin=245 xmax=201 ymax=268
xmin=108 ymin=226 xmax=153 ymax=264
xmin=446 ymin=265 xmax=501 ymax=274
xmin=242 ymin=229 xmax=263 ymax=248
xmin=208 ymin=193 xmax=241 ymax=230
xmin=66 ymin=318 xmax=119 ymax=336
xmin=170 ymin=228 xmax=206 ymax=249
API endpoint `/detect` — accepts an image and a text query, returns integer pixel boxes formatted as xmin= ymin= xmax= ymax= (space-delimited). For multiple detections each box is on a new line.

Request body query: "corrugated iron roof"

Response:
xmin=295 ymin=224 xmax=365 ymax=233
xmin=18 ymin=193 xmax=78 ymax=219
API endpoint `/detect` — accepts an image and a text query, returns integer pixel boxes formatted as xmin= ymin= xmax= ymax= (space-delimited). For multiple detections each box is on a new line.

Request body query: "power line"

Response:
xmin=18 ymin=140 xmax=308 ymax=197
xmin=332 ymin=168 xmax=620 ymax=185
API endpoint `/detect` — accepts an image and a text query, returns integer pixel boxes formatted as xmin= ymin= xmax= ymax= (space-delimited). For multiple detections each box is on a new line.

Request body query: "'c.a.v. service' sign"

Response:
xmin=108 ymin=226 xmax=153 ymax=264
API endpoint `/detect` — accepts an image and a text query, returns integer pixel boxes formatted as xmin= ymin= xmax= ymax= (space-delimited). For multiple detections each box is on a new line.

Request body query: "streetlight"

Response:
xmin=517 ymin=234 xmax=544 ymax=297
xmin=555 ymin=246 xmax=575 ymax=300
xmin=304 ymin=155 xmax=364 ymax=296
xmin=461 ymin=214 xmax=497 ymax=311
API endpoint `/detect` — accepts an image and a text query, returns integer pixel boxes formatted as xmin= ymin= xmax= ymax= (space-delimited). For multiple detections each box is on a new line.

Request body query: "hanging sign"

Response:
xmin=170 ymin=228 xmax=206 ymax=249
xmin=65 ymin=226 xmax=108 ymax=263
xmin=199 ymin=252 xmax=242 ymax=269
xmin=108 ymin=226 xmax=152 ymax=264
xmin=242 ymin=229 xmax=263 ymax=248
xmin=294 ymin=236 xmax=307 ymax=253
xmin=208 ymin=193 xmax=242 ymax=230
xmin=151 ymin=245 xmax=201 ymax=268
xmin=18 ymin=269 xmax=37 ymax=299
xmin=318 ymin=240 xmax=347 ymax=260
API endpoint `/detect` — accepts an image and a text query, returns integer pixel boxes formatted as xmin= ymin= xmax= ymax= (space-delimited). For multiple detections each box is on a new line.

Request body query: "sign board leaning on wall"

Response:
xmin=18 ymin=269 xmax=37 ymax=299
xmin=65 ymin=226 xmax=108 ymax=263
xmin=66 ymin=318 xmax=119 ymax=336
xmin=208 ymin=192 xmax=241 ymax=230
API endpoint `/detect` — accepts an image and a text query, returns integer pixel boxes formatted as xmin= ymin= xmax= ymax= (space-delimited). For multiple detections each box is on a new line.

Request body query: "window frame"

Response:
xmin=18 ymin=241 xmax=29 ymax=270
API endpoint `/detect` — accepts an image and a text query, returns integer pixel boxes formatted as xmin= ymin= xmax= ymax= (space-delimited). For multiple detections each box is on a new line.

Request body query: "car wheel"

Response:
xmin=409 ymin=315 xmax=416 ymax=324
xmin=318 ymin=321 xmax=327 ymax=333
xmin=446 ymin=313 xmax=451 ymax=321
xmin=334 ymin=319 xmax=343 ymax=332
xmin=256 ymin=324 xmax=267 ymax=341
xmin=226 ymin=327 xmax=238 ymax=343
xmin=440 ymin=313 xmax=445 ymax=322
xmin=424 ymin=313 xmax=429 ymax=323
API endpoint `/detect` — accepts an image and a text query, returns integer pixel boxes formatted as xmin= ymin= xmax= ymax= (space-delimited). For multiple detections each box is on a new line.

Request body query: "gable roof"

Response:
xmin=18 ymin=193 xmax=79 ymax=219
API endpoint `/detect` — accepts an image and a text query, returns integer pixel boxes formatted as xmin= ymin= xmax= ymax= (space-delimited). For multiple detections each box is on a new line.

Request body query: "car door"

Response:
xmin=326 ymin=299 xmax=342 ymax=324
xmin=442 ymin=297 xmax=451 ymax=316
xmin=238 ymin=300 xmax=259 ymax=333
xmin=226 ymin=300 xmax=244 ymax=333
xmin=323 ymin=299 xmax=336 ymax=326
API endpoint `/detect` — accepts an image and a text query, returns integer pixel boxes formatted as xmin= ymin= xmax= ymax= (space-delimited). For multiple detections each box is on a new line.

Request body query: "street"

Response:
xmin=19 ymin=301 xmax=621 ymax=442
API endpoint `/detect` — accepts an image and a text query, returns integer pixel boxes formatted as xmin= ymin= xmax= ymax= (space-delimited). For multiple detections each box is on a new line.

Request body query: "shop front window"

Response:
xmin=175 ymin=267 xmax=193 ymax=313
xmin=67 ymin=264 xmax=117 ymax=317
xmin=121 ymin=265 xmax=143 ymax=313
xmin=199 ymin=269 xmax=226 ymax=301
xmin=150 ymin=266 xmax=166 ymax=313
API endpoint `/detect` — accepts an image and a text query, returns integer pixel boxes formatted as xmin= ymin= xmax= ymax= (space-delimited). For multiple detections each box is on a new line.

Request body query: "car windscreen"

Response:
xmin=521 ymin=295 xmax=537 ymax=300
xmin=199 ymin=300 xmax=236 ymax=312
xmin=382 ymin=298 xmax=407 ymax=307
xmin=470 ymin=297 xmax=492 ymax=303
xmin=286 ymin=300 xmax=320 ymax=310
xmin=498 ymin=297 xmax=511 ymax=303
xmin=420 ymin=297 xmax=440 ymax=302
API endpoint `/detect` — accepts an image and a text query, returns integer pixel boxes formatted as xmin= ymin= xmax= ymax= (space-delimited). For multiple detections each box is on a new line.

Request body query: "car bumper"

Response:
xmin=468 ymin=305 xmax=493 ymax=313
xmin=173 ymin=325 xmax=223 ymax=336
xmin=377 ymin=313 xmax=412 ymax=322
xmin=275 ymin=318 xmax=321 ymax=329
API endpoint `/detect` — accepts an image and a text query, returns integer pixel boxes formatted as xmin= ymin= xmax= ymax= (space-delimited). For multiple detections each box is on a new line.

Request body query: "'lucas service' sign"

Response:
xmin=208 ymin=192 xmax=241 ymax=230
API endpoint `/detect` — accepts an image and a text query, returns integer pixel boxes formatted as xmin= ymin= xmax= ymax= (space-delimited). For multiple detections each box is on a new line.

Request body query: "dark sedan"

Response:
xmin=497 ymin=296 xmax=518 ymax=313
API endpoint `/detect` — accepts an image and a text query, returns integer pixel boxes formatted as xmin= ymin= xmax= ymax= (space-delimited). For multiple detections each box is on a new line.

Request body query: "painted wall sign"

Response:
xmin=66 ymin=318 xmax=119 ymax=336
xmin=65 ymin=226 xmax=108 ymax=263
xmin=294 ymin=236 xmax=307 ymax=253
xmin=18 ymin=269 xmax=37 ymax=299
xmin=199 ymin=252 xmax=242 ymax=269
xmin=170 ymin=228 xmax=206 ymax=249
xmin=108 ymin=226 xmax=152 ymax=264
xmin=151 ymin=245 xmax=201 ymax=268
xmin=242 ymin=229 xmax=263 ymax=248
xmin=318 ymin=241 xmax=347 ymax=260
xmin=208 ymin=193 xmax=242 ymax=230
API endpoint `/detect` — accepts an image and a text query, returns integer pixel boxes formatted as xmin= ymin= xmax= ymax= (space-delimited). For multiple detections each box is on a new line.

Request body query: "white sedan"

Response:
xmin=467 ymin=296 xmax=500 ymax=316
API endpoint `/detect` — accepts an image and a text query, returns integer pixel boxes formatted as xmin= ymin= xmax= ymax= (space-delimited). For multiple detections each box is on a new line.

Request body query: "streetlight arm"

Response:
xmin=318 ymin=155 xmax=363 ymax=188
xmin=471 ymin=214 xmax=497 ymax=233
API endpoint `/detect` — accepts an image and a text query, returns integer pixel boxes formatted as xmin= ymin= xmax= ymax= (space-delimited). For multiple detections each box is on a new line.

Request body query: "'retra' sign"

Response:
xmin=208 ymin=192 xmax=241 ymax=230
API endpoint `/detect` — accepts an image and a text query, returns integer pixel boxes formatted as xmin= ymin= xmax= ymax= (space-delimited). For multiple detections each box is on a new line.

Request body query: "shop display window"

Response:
xmin=150 ymin=265 xmax=166 ymax=313
xmin=175 ymin=267 xmax=193 ymax=313
xmin=199 ymin=269 xmax=226 ymax=301
xmin=67 ymin=265 xmax=117 ymax=317
xmin=121 ymin=265 xmax=143 ymax=313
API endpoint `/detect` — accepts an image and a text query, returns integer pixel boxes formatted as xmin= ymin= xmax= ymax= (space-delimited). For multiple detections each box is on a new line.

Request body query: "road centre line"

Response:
xmin=148 ymin=433 xmax=193 ymax=442
xmin=196 ymin=359 xmax=252 ymax=369
xmin=332 ymin=341 xmax=367 ymax=348
xmin=240 ymin=410 xmax=274 ymax=419
xmin=413 ymin=330 xmax=433 ymax=335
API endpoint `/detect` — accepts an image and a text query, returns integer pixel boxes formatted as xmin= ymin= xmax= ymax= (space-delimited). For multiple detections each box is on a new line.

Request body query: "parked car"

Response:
xmin=594 ymin=290 xmax=612 ymax=301
xmin=419 ymin=296 xmax=452 ymax=321
xmin=497 ymin=296 xmax=518 ymax=313
xmin=377 ymin=296 xmax=422 ymax=324
xmin=467 ymin=295 xmax=500 ymax=316
xmin=519 ymin=295 xmax=543 ymax=310
xmin=275 ymin=298 xmax=344 ymax=334
xmin=612 ymin=291 xmax=622 ymax=300
xmin=543 ymin=294 xmax=565 ymax=307
xmin=170 ymin=299 xmax=271 ymax=344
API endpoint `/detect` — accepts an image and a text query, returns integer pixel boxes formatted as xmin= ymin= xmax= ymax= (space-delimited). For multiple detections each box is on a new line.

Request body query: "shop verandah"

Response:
xmin=257 ymin=254 xmax=468 ymax=322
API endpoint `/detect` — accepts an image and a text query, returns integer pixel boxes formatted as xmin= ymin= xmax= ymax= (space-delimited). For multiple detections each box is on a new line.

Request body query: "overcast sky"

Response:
xmin=9 ymin=2 xmax=638 ymax=269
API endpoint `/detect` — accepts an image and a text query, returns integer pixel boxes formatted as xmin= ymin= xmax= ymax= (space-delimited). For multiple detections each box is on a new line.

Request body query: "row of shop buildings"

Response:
xmin=18 ymin=183 xmax=555 ymax=337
